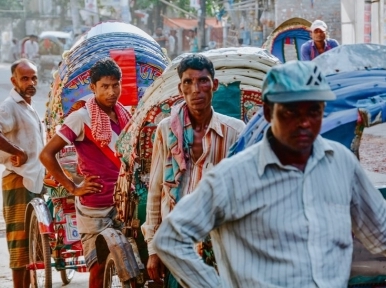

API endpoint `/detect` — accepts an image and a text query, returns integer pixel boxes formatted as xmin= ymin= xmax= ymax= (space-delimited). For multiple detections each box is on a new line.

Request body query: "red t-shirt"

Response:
xmin=57 ymin=107 xmax=122 ymax=208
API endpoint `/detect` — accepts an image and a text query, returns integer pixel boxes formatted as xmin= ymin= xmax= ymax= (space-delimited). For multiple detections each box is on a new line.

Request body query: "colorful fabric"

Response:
xmin=141 ymin=110 xmax=245 ymax=255
xmin=85 ymin=97 xmax=131 ymax=147
xmin=300 ymin=39 xmax=339 ymax=61
xmin=164 ymin=101 xmax=193 ymax=205
xmin=153 ymin=129 xmax=386 ymax=287
xmin=2 ymin=173 xmax=41 ymax=269
xmin=57 ymin=107 xmax=125 ymax=208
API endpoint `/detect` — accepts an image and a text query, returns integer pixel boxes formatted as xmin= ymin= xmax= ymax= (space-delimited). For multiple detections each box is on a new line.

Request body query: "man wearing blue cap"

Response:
xmin=301 ymin=19 xmax=339 ymax=60
xmin=151 ymin=60 xmax=386 ymax=287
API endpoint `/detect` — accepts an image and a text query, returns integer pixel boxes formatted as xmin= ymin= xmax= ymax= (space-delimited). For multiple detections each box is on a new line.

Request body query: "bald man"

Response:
xmin=0 ymin=59 xmax=44 ymax=288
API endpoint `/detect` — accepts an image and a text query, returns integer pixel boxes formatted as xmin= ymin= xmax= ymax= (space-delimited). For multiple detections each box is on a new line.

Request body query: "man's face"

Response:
xmin=90 ymin=76 xmax=121 ymax=109
xmin=311 ymin=28 xmax=326 ymax=42
xmin=264 ymin=101 xmax=325 ymax=153
xmin=11 ymin=62 xmax=38 ymax=101
xmin=156 ymin=28 xmax=163 ymax=36
xmin=178 ymin=68 xmax=218 ymax=114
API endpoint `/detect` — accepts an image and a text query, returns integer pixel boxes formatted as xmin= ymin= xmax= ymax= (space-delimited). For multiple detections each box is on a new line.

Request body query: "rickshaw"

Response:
xmin=37 ymin=31 xmax=73 ymax=83
xmin=262 ymin=17 xmax=312 ymax=63
xmin=25 ymin=21 xmax=169 ymax=287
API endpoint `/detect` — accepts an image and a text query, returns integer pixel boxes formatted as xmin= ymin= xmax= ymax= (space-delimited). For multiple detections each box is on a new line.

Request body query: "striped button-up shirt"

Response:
xmin=142 ymin=111 xmax=245 ymax=255
xmin=153 ymin=129 xmax=386 ymax=288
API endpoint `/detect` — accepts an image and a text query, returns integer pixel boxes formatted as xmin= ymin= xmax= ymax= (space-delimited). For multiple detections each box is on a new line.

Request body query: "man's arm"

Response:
xmin=329 ymin=39 xmax=340 ymax=48
xmin=350 ymin=160 xmax=386 ymax=254
xmin=141 ymin=126 xmax=167 ymax=282
xmin=300 ymin=42 xmax=311 ymax=61
xmin=39 ymin=135 xmax=101 ymax=196
xmin=153 ymin=170 xmax=230 ymax=288
xmin=0 ymin=132 xmax=28 ymax=167
xmin=141 ymin=126 xmax=166 ymax=252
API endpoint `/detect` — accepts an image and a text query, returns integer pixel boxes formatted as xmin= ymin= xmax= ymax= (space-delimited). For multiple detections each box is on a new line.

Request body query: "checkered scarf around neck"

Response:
xmin=165 ymin=101 xmax=193 ymax=206
xmin=85 ymin=97 xmax=131 ymax=147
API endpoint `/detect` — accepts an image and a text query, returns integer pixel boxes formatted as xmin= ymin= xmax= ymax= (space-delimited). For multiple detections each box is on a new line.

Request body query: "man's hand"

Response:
xmin=10 ymin=150 xmax=28 ymax=167
xmin=147 ymin=254 xmax=165 ymax=284
xmin=71 ymin=175 xmax=103 ymax=196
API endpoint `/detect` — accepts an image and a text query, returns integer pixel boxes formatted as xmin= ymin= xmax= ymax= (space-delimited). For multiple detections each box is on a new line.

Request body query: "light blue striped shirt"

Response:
xmin=153 ymin=130 xmax=386 ymax=288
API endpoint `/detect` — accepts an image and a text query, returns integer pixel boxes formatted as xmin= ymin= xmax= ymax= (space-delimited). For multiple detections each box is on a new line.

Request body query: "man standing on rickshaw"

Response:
xmin=40 ymin=58 xmax=131 ymax=287
xmin=142 ymin=54 xmax=245 ymax=287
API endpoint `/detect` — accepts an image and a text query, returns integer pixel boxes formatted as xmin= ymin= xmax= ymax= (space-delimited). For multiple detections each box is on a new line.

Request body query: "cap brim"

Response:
xmin=312 ymin=27 xmax=327 ymax=32
xmin=266 ymin=90 xmax=336 ymax=103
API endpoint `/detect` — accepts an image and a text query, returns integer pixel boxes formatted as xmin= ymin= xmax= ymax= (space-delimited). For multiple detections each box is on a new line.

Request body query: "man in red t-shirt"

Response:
xmin=40 ymin=58 xmax=131 ymax=287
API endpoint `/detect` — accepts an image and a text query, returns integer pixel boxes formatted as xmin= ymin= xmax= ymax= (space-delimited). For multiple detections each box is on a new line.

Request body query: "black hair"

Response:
xmin=89 ymin=58 xmax=122 ymax=84
xmin=177 ymin=54 xmax=215 ymax=79
xmin=11 ymin=58 xmax=37 ymax=74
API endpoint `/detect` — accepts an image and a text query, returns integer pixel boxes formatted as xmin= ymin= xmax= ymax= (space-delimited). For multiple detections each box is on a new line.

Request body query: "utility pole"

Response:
xmin=70 ymin=0 xmax=81 ymax=35
xmin=22 ymin=0 xmax=27 ymax=36
xmin=120 ymin=0 xmax=132 ymax=23
xmin=199 ymin=0 xmax=206 ymax=50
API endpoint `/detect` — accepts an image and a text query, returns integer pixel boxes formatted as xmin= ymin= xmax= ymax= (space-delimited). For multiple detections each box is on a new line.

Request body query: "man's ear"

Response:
xmin=212 ymin=78 xmax=219 ymax=92
xmin=263 ymin=103 xmax=272 ymax=123
xmin=178 ymin=82 xmax=183 ymax=96
xmin=90 ymin=83 xmax=96 ymax=94
xmin=10 ymin=76 xmax=16 ymax=87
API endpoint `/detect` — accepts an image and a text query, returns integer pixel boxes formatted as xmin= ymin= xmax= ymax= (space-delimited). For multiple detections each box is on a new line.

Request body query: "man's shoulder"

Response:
xmin=214 ymin=112 xmax=245 ymax=129
xmin=64 ymin=107 xmax=88 ymax=123
xmin=0 ymin=97 xmax=14 ymax=115
xmin=301 ymin=40 xmax=313 ymax=48
xmin=158 ymin=116 xmax=172 ymax=126
xmin=327 ymin=38 xmax=339 ymax=47
xmin=156 ymin=116 xmax=172 ymax=133
xmin=319 ymin=136 xmax=355 ymax=160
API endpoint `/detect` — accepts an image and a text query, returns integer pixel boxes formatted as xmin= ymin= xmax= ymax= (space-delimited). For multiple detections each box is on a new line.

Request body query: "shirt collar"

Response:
xmin=206 ymin=108 xmax=224 ymax=138
xmin=311 ymin=40 xmax=328 ymax=48
xmin=9 ymin=88 xmax=28 ymax=104
xmin=257 ymin=128 xmax=334 ymax=176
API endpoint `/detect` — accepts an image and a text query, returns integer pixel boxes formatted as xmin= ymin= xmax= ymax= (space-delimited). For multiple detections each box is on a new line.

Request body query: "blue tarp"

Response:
xmin=229 ymin=68 xmax=386 ymax=156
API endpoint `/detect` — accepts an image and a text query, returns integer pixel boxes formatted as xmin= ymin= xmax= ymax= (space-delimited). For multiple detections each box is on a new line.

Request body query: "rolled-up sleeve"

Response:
xmin=0 ymin=103 xmax=14 ymax=133
xmin=141 ymin=126 xmax=166 ymax=255
xmin=351 ymin=163 xmax=386 ymax=254
xmin=153 ymin=170 xmax=229 ymax=287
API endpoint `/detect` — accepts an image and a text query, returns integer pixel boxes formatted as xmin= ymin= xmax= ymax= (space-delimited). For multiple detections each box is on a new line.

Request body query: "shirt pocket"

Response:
xmin=325 ymin=202 xmax=352 ymax=249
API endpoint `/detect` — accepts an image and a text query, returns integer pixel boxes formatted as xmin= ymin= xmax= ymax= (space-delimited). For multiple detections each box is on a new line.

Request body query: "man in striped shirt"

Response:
xmin=141 ymin=54 xmax=245 ymax=287
xmin=153 ymin=61 xmax=386 ymax=287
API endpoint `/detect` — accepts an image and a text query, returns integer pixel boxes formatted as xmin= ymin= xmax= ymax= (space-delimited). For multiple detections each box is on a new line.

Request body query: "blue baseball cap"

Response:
xmin=262 ymin=60 xmax=336 ymax=103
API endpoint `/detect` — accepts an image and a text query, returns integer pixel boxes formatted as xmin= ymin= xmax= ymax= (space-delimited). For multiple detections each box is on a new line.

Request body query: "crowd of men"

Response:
xmin=3 ymin=18 xmax=386 ymax=288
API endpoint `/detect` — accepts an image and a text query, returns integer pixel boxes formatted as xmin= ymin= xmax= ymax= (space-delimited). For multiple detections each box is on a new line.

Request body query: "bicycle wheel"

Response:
xmin=60 ymin=268 xmax=75 ymax=285
xmin=103 ymin=252 xmax=133 ymax=288
xmin=29 ymin=210 xmax=52 ymax=288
